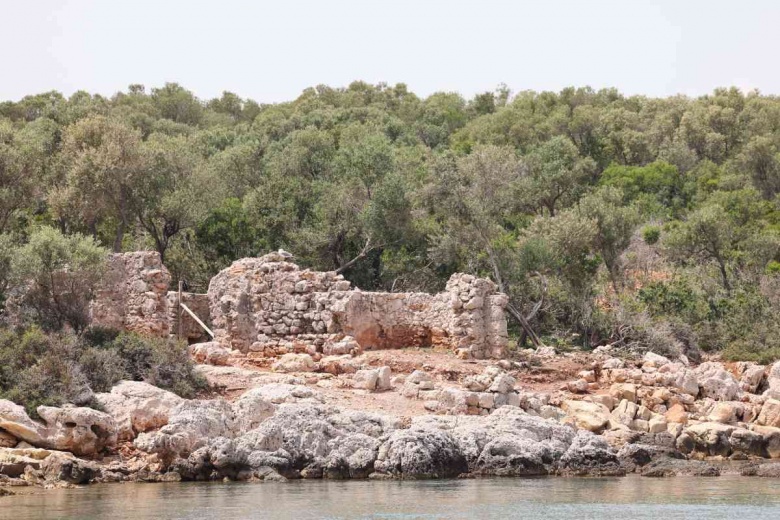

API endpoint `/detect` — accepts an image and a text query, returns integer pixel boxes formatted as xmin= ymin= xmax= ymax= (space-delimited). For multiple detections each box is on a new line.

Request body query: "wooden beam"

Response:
xmin=180 ymin=302 xmax=215 ymax=339
xmin=177 ymin=280 xmax=183 ymax=340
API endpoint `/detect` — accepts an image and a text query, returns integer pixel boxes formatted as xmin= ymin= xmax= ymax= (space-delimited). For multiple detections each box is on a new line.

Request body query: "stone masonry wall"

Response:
xmin=207 ymin=252 xmax=352 ymax=354
xmin=88 ymin=251 xmax=509 ymax=359
xmin=208 ymin=253 xmax=509 ymax=359
xmin=89 ymin=252 xmax=172 ymax=337
xmin=337 ymin=274 xmax=508 ymax=359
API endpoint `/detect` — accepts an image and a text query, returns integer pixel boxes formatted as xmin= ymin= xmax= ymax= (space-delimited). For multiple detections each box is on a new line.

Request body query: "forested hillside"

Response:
xmin=2 ymin=82 xmax=780 ymax=362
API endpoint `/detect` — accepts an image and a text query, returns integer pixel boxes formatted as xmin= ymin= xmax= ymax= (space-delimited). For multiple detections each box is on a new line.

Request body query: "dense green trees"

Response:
xmin=2 ymin=82 xmax=780 ymax=359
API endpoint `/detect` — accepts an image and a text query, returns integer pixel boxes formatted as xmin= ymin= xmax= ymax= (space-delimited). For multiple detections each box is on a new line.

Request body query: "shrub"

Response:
xmin=80 ymin=325 xmax=121 ymax=348
xmin=642 ymin=225 xmax=661 ymax=245
xmin=722 ymin=341 xmax=780 ymax=365
xmin=8 ymin=227 xmax=107 ymax=332
xmin=78 ymin=347 xmax=127 ymax=393
xmin=0 ymin=327 xmax=205 ymax=414
xmin=3 ymin=347 xmax=93 ymax=416
xmin=0 ymin=327 xmax=53 ymax=390
xmin=106 ymin=332 xmax=205 ymax=398
xmin=766 ymin=260 xmax=780 ymax=275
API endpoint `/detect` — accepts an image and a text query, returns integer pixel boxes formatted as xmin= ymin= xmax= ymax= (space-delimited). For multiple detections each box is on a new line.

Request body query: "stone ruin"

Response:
xmin=90 ymin=251 xmax=509 ymax=359
xmin=90 ymin=252 xmax=210 ymax=343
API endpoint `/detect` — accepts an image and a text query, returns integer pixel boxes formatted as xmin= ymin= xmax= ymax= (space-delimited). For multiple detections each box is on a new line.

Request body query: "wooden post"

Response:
xmin=177 ymin=280 xmax=183 ymax=341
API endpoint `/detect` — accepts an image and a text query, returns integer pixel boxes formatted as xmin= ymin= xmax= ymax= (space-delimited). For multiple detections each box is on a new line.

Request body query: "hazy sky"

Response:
xmin=3 ymin=0 xmax=779 ymax=103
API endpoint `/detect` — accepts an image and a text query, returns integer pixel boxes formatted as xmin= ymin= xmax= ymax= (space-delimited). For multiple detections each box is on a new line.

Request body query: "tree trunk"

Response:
xmin=113 ymin=220 xmax=125 ymax=252
xmin=717 ymin=257 xmax=731 ymax=293
xmin=506 ymin=303 xmax=543 ymax=348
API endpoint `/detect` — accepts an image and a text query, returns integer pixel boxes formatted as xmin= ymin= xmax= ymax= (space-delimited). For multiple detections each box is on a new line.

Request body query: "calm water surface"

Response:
xmin=2 ymin=476 xmax=779 ymax=520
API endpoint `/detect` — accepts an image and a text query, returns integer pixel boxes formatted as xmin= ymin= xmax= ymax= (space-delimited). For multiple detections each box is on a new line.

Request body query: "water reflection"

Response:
xmin=2 ymin=476 xmax=780 ymax=520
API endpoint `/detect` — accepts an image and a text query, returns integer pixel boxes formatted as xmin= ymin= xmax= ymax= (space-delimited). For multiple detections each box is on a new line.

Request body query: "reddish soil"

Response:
xmin=198 ymin=347 xmax=596 ymax=418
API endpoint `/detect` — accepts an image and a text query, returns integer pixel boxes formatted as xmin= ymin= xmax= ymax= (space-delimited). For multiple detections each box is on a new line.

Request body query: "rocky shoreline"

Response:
xmin=3 ymin=346 xmax=780 ymax=490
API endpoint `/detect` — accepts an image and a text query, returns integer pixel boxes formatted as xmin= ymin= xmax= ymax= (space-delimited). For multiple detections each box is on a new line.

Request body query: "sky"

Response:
xmin=2 ymin=0 xmax=779 ymax=103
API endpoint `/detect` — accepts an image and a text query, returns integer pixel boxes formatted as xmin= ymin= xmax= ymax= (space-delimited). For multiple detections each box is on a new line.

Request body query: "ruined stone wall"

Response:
xmin=207 ymin=253 xmax=353 ymax=354
xmin=337 ymin=274 xmax=508 ymax=359
xmin=89 ymin=251 xmax=509 ymax=358
xmin=89 ymin=252 xmax=171 ymax=337
xmin=208 ymin=253 xmax=508 ymax=359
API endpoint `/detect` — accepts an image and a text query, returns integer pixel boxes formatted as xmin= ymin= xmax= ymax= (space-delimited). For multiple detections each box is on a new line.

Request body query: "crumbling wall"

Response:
xmin=207 ymin=252 xmax=353 ymax=354
xmin=89 ymin=251 xmax=509 ymax=358
xmin=208 ymin=253 xmax=508 ymax=358
xmin=335 ymin=274 xmax=508 ymax=358
xmin=89 ymin=252 xmax=171 ymax=337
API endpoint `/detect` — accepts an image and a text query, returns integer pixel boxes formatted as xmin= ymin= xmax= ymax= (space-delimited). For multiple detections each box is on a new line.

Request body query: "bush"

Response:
xmin=78 ymin=347 xmax=127 ymax=393
xmin=104 ymin=332 xmax=205 ymax=398
xmin=766 ymin=260 xmax=780 ymax=275
xmin=722 ymin=340 xmax=780 ymax=365
xmin=0 ymin=327 xmax=205 ymax=415
xmin=642 ymin=225 xmax=661 ymax=245
xmin=7 ymin=356 xmax=93 ymax=416
xmin=81 ymin=325 xmax=121 ymax=348
xmin=8 ymin=227 xmax=107 ymax=332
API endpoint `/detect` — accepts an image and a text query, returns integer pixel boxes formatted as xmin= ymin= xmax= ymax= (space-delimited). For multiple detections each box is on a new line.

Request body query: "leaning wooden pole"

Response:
xmin=177 ymin=280 xmax=183 ymax=341
xmin=181 ymin=302 xmax=215 ymax=339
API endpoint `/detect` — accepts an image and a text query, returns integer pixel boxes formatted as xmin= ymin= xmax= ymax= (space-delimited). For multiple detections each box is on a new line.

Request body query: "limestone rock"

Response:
xmin=135 ymin=400 xmax=236 ymax=459
xmin=643 ymin=352 xmax=671 ymax=367
xmin=766 ymin=362 xmax=780 ymax=398
xmin=252 ymin=384 xmax=319 ymax=405
xmin=352 ymin=367 xmax=392 ymax=392
xmin=376 ymin=367 xmax=392 ymax=391
xmin=641 ymin=459 xmax=720 ymax=477
xmin=189 ymin=342 xmax=232 ymax=366
xmin=272 ymin=353 xmax=316 ymax=373
xmin=322 ymin=336 xmax=361 ymax=356
xmin=95 ymin=381 xmax=183 ymax=441
xmin=737 ymin=363 xmax=766 ymax=393
xmin=324 ymin=433 xmax=380 ymax=479
xmin=0 ymin=430 xmax=16 ymax=448
xmin=609 ymin=383 xmax=637 ymax=403
xmin=751 ymin=425 xmax=780 ymax=458
xmin=729 ymin=428 xmax=766 ymax=457
xmin=40 ymin=451 xmax=100 ymax=485
xmin=694 ymin=362 xmax=741 ymax=401
xmin=566 ymin=379 xmax=589 ymax=393
xmin=231 ymin=389 xmax=277 ymax=433
xmin=648 ymin=415 xmax=668 ymax=434
xmin=665 ymin=403 xmax=689 ymax=424
xmin=558 ymin=432 xmax=623 ymax=476
xmin=0 ymin=401 xmax=117 ymax=457
xmin=0 ymin=401 xmax=42 ymax=446
xmin=743 ymin=462 xmax=780 ymax=477
xmin=374 ymin=426 xmax=468 ymax=478
xmin=353 ymin=369 xmax=379 ymax=391
xmin=707 ymin=401 xmax=741 ymax=424
xmin=657 ymin=363 xmax=699 ymax=396
xmin=589 ymin=394 xmax=616 ymax=410
xmin=561 ymin=400 xmax=610 ymax=433
xmin=402 ymin=370 xmax=434 ymax=398
xmin=757 ymin=399 xmax=780 ymax=428
xmin=610 ymin=399 xmax=638 ymax=428
xmin=685 ymin=422 xmax=736 ymax=456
